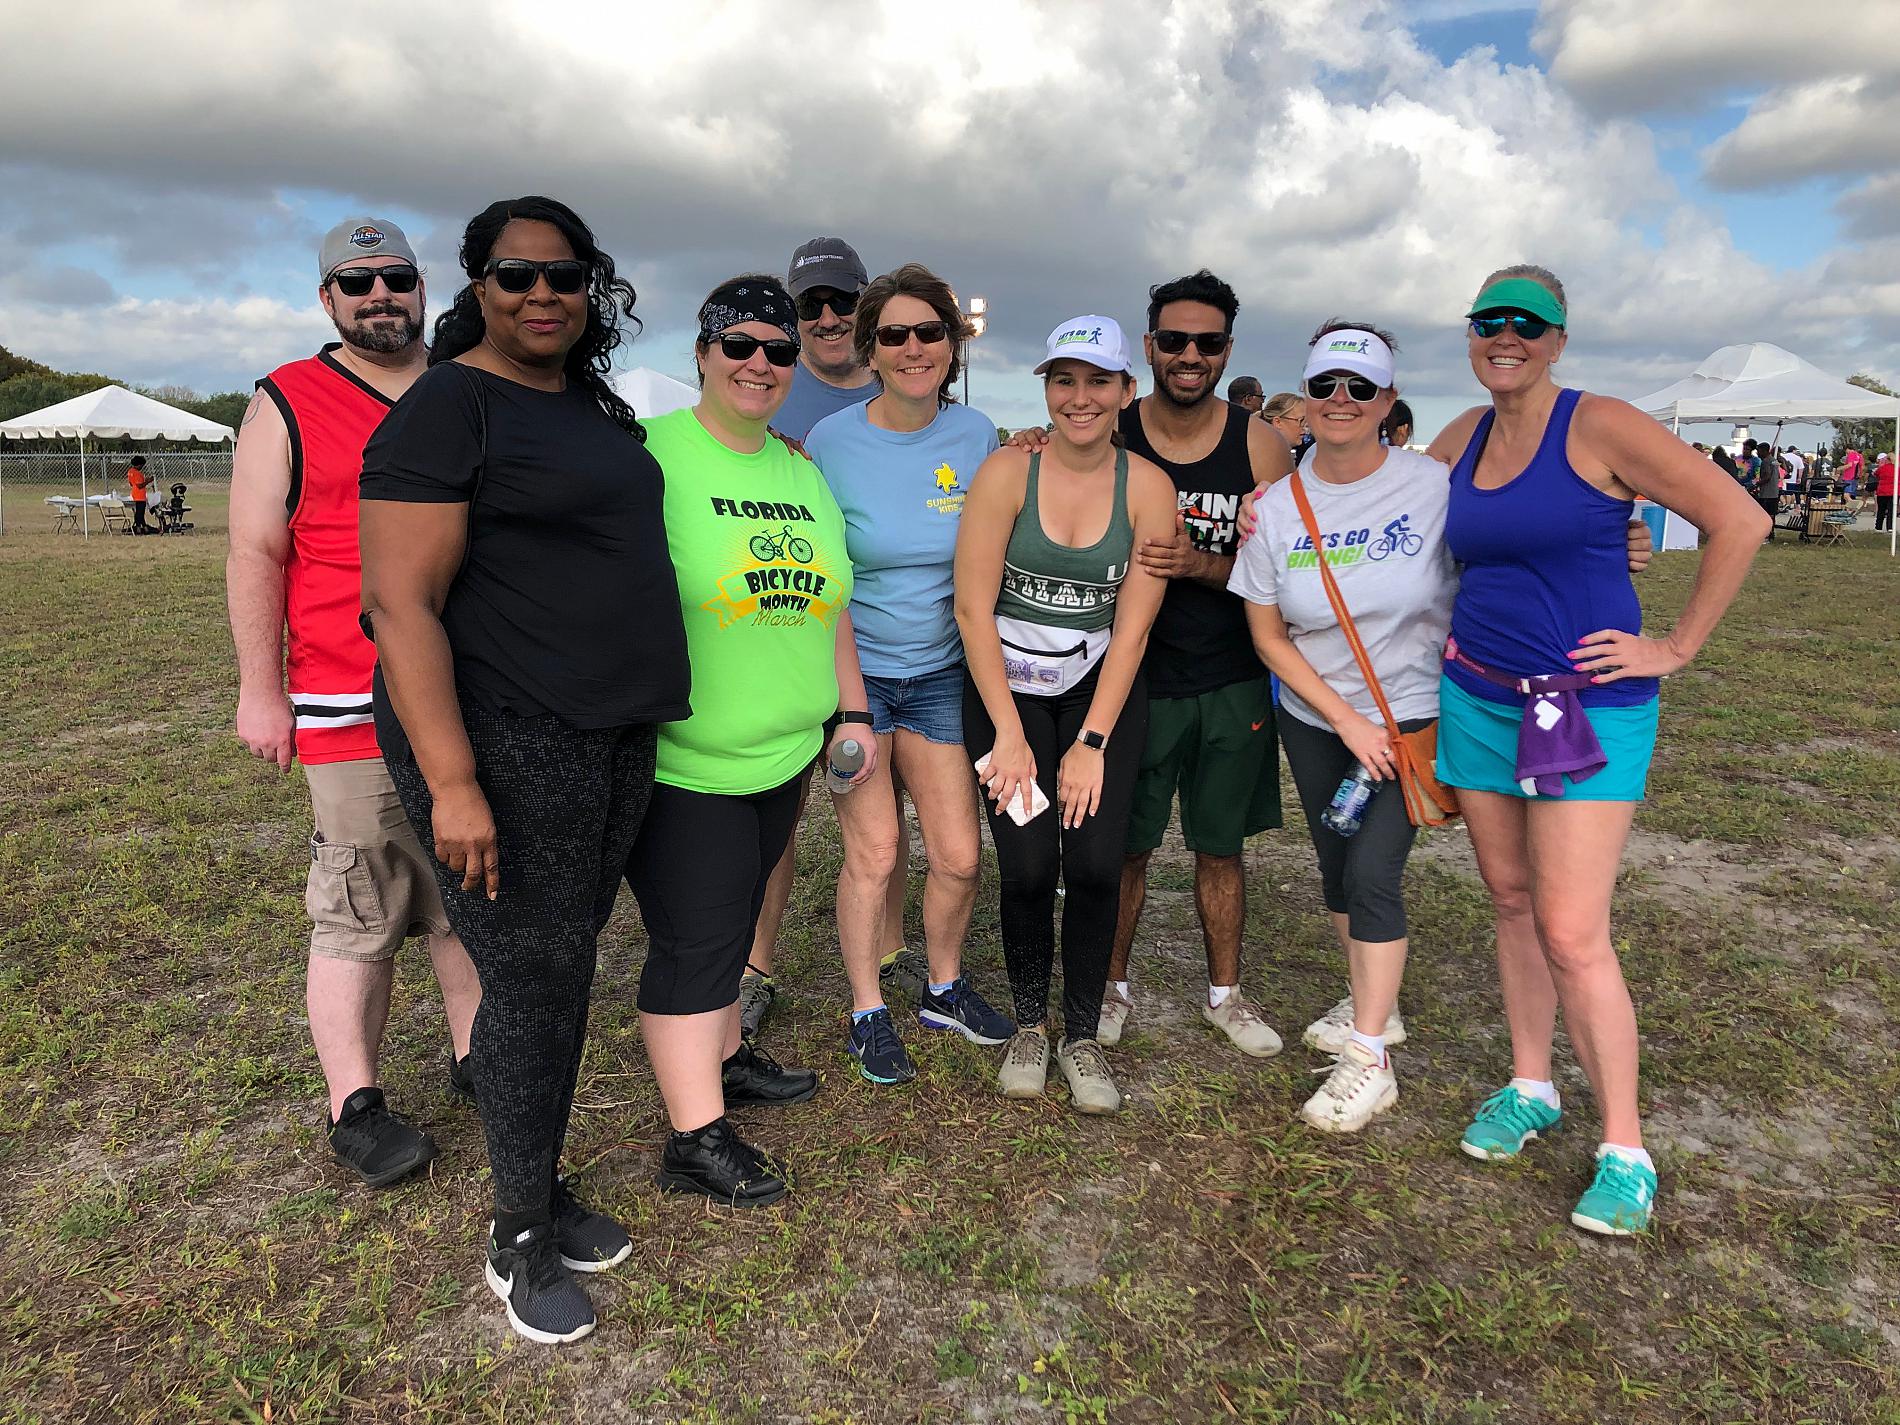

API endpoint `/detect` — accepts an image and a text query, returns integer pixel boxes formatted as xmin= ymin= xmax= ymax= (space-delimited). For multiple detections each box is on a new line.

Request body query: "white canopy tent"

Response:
xmin=610 ymin=366 xmax=698 ymax=420
xmin=0 ymin=385 xmax=236 ymax=537
xmin=1631 ymin=343 xmax=1900 ymax=555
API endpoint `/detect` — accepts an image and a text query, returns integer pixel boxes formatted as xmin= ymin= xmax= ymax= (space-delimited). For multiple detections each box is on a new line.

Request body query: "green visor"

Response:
xmin=1466 ymin=278 xmax=1566 ymax=328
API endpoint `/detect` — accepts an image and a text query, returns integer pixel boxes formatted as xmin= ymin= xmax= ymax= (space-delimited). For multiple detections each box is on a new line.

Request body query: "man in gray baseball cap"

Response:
xmin=314 ymin=217 xmax=425 ymax=356
xmin=773 ymin=236 xmax=877 ymax=444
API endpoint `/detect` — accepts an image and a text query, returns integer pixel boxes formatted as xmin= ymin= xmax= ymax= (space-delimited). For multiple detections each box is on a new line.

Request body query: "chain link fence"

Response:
xmin=0 ymin=449 xmax=233 ymax=535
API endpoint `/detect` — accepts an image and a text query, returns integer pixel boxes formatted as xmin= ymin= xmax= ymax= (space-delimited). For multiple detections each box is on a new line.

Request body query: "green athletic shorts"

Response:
xmin=1125 ymin=674 xmax=1282 ymax=857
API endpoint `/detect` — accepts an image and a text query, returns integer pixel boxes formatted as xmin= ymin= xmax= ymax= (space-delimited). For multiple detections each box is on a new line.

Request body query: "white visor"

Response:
xmin=1302 ymin=329 xmax=1395 ymax=389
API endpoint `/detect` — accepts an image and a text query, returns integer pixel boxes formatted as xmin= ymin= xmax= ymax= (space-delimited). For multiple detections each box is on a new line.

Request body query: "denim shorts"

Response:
xmin=863 ymin=661 xmax=966 ymax=745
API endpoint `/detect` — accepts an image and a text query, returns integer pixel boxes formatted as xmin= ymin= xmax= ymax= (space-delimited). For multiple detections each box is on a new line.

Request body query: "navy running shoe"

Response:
xmin=919 ymin=977 xmax=1015 ymax=1045
xmin=845 ymin=1006 xmax=916 ymax=1085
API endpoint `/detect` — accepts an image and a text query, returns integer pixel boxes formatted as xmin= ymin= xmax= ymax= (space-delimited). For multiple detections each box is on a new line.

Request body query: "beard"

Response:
xmin=1155 ymin=364 xmax=1220 ymax=410
xmin=335 ymin=304 xmax=425 ymax=355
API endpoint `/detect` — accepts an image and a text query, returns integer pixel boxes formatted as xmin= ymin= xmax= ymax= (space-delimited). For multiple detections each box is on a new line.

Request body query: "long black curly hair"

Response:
xmin=429 ymin=196 xmax=643 ymax=437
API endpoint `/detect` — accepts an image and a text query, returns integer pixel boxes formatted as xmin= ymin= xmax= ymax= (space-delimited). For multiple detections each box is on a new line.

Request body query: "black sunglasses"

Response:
xmin=712 ymin=333 xmax=800 ymax=367
xmin=328 ymin=265 xmax=419 ymax=297
xmin=1151 ymin=329 xmax=1232 ymax=357
xmin=483 ymin=258 xmax=590 ymax=295
xmin=1304 ymin=373 xmax=1382 ymax=402
xmin=795 ymin=288 xmax=860 ymax=322
xmin=874 ymin=321 xmax=951 ymax=347
xmin=1469 ymin=313 xmax=1556 ymax=340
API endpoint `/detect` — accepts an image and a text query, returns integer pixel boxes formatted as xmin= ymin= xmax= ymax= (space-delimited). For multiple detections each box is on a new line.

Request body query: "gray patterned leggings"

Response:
xmin=379 ymin=693 xmax=656 ymax=1219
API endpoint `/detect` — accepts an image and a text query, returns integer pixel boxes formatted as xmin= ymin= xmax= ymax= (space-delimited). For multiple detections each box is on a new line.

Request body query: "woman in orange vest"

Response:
xmin=126 ymin=455 xmax=151 ymax=533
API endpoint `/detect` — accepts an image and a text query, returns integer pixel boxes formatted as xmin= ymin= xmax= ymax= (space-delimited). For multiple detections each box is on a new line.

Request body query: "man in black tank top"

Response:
xmin=1100 ymin=271 xmax=1297 ymax=1058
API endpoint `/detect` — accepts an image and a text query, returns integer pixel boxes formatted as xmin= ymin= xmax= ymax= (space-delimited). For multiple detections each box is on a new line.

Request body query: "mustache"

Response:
xmin=811 ymin=323 xmax=850 ymax=338
xmin=355 ymin=305 xmax=408 ymax=319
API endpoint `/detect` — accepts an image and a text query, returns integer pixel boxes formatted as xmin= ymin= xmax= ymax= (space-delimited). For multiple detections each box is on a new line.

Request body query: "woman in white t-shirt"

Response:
xmin=1228 ymin=321 xmax=1456 ymax=1134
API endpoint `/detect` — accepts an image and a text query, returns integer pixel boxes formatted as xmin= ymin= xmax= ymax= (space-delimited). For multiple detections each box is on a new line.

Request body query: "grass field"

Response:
xmin=2 ymin=517 xmax=1897 ymax=1424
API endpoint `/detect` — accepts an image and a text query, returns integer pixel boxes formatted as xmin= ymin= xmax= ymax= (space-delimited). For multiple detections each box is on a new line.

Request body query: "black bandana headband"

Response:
xmin=698 ymin=276 xmax=800 ymax=345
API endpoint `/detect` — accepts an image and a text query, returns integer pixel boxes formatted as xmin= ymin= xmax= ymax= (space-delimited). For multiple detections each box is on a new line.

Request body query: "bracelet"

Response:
xmin=837 ymin=710 xmax=874 ymax=726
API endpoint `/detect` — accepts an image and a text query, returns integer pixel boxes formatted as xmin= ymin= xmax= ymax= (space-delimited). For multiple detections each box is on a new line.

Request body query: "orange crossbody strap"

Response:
xmin=1287 ymin=473 xmax=1402 ymax=734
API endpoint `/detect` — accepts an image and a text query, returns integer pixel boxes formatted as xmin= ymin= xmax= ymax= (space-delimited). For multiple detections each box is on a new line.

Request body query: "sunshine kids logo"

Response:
xmin=927 ymin=461 xmax=965 ymax=516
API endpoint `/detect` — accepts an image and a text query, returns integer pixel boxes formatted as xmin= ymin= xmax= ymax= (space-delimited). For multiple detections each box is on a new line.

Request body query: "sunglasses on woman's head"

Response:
xmin=874 ymin=321 xmax=951 ymax=347
xmin=483 ymin=258 xmax=590 ymax=295
xmin=1304 ymin=373 xmax=1382 ymax=402
xmin=714 ymin=334 xmax=800 ymax=366
xmin=795 ymin=289 xmax=860 ymax=321
xmin=1151 ymin=329 xmax=1231 ymax=356
xmin=1469 ymin=313 xmax=1555 ymax=340
xmin=328 ymin=265 xmax=419 ymax=297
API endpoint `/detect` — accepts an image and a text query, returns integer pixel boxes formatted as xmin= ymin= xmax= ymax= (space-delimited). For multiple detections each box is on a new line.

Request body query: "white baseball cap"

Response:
xmin=1302 ymin=328 xmax=1396 ymax=389
xmin=1034 ymin=315 xmax=1133 ymax=376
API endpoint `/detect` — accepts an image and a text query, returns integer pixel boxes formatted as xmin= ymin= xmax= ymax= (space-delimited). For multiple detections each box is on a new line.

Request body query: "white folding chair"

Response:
xmin=91 ymin=495 xmax=130 ymax=533
xmin=45 ymin=496 xmax=79 ymax=532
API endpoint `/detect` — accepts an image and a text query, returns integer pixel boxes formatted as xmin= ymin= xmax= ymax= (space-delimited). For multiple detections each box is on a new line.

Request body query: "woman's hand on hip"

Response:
xmin=432 ymin=781 xmax=500 ymax=899
xmin=1568 ymin=628 xmax=1690 ymax=682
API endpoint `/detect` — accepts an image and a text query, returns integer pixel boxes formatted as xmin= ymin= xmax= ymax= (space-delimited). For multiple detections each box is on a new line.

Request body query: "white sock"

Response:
xmin=1112 ymin=980 xmax=1131 ymax=1003
xmin=1348 ymin=1029 xmax=1386 ymax=1065
xmin=1510 ymin=1077 xmax=1561 ymax=1109
xmin=1601 ymin=1142 xmax=1654 ymax=1172
xmin=1208 ymin=983 xmax=1236 ymax=1009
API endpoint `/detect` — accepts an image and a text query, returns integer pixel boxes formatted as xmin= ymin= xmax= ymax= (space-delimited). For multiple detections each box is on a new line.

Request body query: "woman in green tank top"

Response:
xmin=954 ymin=316 xmax=1177 ymax=1114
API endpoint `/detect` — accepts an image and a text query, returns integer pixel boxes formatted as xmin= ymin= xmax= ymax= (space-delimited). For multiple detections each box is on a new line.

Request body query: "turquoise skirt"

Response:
xmin=1437 ymin=674 xmax=1658 ymax=803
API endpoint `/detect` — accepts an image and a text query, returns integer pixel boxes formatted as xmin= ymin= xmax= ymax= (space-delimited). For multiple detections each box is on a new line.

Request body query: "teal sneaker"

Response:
xmin=1570 ymin=1148 xmax=1657 ymax=1236
xmin=1459 ymin=1085 xmax=1562 ymax=1161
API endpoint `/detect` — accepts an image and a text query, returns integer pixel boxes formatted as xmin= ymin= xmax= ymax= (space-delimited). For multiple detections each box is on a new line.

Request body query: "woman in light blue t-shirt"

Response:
xmin=800 ymin=263 xmax=1016 ymax=1087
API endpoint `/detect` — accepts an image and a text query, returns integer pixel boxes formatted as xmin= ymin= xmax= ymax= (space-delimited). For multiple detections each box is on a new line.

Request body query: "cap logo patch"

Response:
xmin=349 ymin=225 xmax=385 ymax=249
xmin=1327 ymin=336 xmax=1371 ymax=354
xmin=1055 ymin=327 xmax=1102 ymax=347
xmin=795 ymin=253 xmax=846 ymax=267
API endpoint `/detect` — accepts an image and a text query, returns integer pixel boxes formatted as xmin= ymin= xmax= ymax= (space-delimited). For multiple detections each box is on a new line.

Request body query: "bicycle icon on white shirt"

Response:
xmin=1368 ymin=515 xmax=1423 ymax=561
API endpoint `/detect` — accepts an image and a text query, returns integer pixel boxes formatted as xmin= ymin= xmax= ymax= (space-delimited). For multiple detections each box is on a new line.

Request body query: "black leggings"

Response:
xmin=962 ymin=665 xmax=1146 ymax=1041
xmin=623 ymin=772 xmax=806 ymax=1016
xmin=1877 ymin=495 xmax=1894 ymax=532
xmin=379 ymin=692 xmax=655 ymax=1219
xmin=1278 ymin=711 xmax=1424 ymax=944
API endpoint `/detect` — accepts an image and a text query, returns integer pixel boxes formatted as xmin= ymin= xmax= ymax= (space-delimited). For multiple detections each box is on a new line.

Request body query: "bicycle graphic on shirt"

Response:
xmin=749 ymin=525 xmax=815 ymax=563
xmin=1368 ymin=514 xmax=1423 ymax=561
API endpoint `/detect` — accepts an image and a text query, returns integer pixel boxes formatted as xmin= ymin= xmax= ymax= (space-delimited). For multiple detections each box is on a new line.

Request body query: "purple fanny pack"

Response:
xmin=1445 ymin=636 xmax=1604 ymax=797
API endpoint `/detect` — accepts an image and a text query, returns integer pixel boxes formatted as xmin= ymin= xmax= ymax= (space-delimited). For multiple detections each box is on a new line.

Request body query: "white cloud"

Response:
xmin=0 ymin=0 xmax=1893 ymax=431
xmin=1704 ymin=77 xmax=1900 ymax=189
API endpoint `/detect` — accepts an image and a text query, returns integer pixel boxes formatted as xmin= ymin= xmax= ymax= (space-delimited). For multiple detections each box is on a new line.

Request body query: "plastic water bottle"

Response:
xmin=825 ymin=737 xmax=866 ymax=795
xmin=1321 ymin=763 xmax=1379 ymax=837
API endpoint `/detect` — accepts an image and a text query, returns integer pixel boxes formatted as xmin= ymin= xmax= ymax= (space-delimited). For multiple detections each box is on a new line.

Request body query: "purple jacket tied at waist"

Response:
xmin=1445 ymin=636 xmax=1605 ymax=797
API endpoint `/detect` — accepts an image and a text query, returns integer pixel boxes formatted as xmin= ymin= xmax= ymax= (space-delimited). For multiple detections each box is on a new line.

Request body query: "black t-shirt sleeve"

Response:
xmin=360 ymin=364 xmax=483 ymax=503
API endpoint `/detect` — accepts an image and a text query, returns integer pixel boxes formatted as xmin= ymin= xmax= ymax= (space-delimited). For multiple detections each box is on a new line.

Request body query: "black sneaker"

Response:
xmin=550 ymin=1176 xmax=632 ymax=1272
xmin=878 ymin=947 xmax=930 ymax=1002
xmin=485 ymin=1220 xmax=596 ymax=1344
xmin=722 ymin=1040 xmax=819 ymax=1108
xmin=919 ymin=977 xmax=1016 ymax=1045
xmin=447 ymin=1052 xmax=476 ymax=1105
xmin=845 ymin=1006 xmax=916 ymax=1085
xmin=656 ymin=1118 xmax=788 ymax=1207
xmin=328 ymin=1087 xmax=438 ymax=1188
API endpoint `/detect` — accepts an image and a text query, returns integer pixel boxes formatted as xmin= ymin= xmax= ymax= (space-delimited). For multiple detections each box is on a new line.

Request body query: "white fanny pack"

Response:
xmin=995 ymin=614 xmax=1110 ymax=696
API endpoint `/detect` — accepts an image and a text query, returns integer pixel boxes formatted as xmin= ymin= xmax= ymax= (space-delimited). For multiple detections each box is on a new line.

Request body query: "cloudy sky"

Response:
xmin=3 ymin=0 xmax=1897 ymax=441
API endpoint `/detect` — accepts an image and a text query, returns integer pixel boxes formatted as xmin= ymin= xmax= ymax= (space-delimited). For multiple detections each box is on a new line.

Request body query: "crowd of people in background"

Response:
xmin=226 ymin=202 xmax=1767 ymax=1346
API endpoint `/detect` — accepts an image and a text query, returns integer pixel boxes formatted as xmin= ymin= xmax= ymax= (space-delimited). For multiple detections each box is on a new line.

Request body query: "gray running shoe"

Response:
xmin=1056 ymin=1037 xmax=1122 ymax=1115
xmin=997 ymin=1027 xmax=1050 ymax=1099
xmin=737 ymin=972 xmax=777 ymax=1040
xmin=878 ymin=947 xmax=929 ymax=1003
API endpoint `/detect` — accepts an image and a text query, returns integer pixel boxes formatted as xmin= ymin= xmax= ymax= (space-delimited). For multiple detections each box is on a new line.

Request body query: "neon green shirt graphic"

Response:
xmin=642 ymin=408 xmax=853 ymax=795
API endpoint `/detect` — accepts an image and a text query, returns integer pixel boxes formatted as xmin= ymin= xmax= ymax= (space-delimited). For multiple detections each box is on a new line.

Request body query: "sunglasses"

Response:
xmin=1304 ymin=373 xmax=1382 ymax=402
xmin=795 ymin=289 xmax=860 ymax=321
xmin=1151 ymin=329 xmax=1232 ymax=356
xmin=1469 ymin=313 xmax=1556 ymax=340
xmin=328 ymin=265 xmax=419 ymax=297
xmin=483 ymin=258 xmax=590 ymax=295
xmin=874 ymin=321 xmax=951 ymax=347
xmin=713 ymin=333 xmax=800 ymax=367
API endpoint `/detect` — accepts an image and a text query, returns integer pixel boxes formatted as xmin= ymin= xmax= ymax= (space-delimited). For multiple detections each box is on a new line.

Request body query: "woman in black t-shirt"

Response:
xmin=360 ymin=197 xmax=688 ymax=1348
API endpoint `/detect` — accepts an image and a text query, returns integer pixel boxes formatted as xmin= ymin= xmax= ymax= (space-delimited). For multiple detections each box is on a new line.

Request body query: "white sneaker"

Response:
xmin=1056 ymin=1037 xmax=1122 ymax=1115
xmin=1203 ymin=993 xmax=1282 ymax=1058
xmin=1300 ymin=1040 xmax=1399 ymax=1134
xmin=997 ymin=1027 xmax=1050 ymax=1099
xmin=1301 ymin=994 xmax=1406 ymax=1055
xmin=1096 ymin=987 xmax=1132 ymax=1046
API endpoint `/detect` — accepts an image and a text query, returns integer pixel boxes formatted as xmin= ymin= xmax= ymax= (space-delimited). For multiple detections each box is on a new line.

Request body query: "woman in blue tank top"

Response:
xmin=1424 ymin=265 xmax=1769 ymax=1238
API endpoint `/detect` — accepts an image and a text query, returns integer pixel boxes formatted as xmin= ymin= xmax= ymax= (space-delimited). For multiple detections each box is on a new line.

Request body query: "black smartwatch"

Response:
xmin=1076 ymin=729 xmax=1107 ymax=751
xmin=837 ymin=710 xmax=874 ymax=726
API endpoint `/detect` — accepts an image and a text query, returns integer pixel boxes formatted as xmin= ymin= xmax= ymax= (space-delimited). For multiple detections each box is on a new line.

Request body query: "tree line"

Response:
xmin=0 ymin=345 xmax=248 ymax=450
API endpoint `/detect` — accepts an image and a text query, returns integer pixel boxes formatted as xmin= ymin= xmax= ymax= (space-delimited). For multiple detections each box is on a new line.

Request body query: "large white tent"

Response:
xmin=610 ymin=366 xmax=698 ymax=420
xmin=0 ymin=385 xmax=235 ymax=537
xmin=1631 ymin=343 xmax=1900 ymax=555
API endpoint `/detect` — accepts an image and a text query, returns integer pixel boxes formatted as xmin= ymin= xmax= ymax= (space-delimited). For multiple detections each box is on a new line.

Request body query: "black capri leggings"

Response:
xmin=622 ymin=770 xmax=806 ymax=1016
xmin=378 ymin=688 xmax=655 ymax=1219
xmin=962 ymin=664 xmax=1146 ymax=1042
xmin=1278 ymin=710 xmax=1428 ymax=944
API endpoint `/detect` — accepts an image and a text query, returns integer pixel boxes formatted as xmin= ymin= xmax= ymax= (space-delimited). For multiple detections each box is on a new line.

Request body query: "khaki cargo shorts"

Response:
xmin=304 ymin=756 xmax=452 ymax=962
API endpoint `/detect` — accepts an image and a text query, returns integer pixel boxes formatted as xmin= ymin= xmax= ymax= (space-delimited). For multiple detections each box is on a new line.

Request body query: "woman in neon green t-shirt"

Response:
xmin=625 ymin=275 xmax=874 ymax=1208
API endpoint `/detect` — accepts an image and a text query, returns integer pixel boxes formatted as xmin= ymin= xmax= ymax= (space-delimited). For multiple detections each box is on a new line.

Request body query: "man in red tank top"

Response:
xmin=227 ymin=217 xmax=479 ymax=1188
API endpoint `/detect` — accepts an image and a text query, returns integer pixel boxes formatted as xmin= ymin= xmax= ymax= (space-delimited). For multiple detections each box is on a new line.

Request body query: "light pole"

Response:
xmin=963 ymin=295 xmax=987 ymax=407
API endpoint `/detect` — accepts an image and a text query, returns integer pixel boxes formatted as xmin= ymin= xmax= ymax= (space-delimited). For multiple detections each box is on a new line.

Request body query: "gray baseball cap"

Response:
xmin=785 ymin=237 xmax=868 ymax=298
xmin=318 ymin=217 xmax=418 ymax=283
